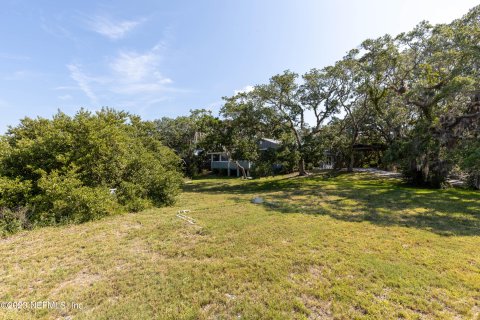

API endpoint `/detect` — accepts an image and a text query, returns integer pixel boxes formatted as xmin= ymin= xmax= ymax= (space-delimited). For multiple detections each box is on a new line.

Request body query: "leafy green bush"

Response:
xmin=0 ymin=207 xmax=29 ymax=236
xmin=251 ymin=162 xmax=274 ymax=178
xmin=251 ymin=147 xmax=296 ymax=178
xmin=0 ymin=177 xmax=32 ymax=208
xmin=29 ymin=169 xmax=119 ymax=225
xmin=461 ymin=142 xmax=480 ymax=189
xmin=393 ymin=125 xmax=451 ymax=188
xmin=117 ymin=181 xmax=152 ymax=212
xmin=0 ymin=108 xmax=183 ymax=234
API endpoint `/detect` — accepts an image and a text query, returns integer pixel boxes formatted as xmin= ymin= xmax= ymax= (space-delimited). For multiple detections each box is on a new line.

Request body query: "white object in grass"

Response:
xmin=176 ymin=210 xmax=195 ymax=224
xmin=251 ymin=197 xmax=264 ymax=204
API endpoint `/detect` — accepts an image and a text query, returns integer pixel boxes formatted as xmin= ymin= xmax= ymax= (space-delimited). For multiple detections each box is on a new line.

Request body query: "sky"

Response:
xmin=0 ymin=0 xmax=478 ymax=133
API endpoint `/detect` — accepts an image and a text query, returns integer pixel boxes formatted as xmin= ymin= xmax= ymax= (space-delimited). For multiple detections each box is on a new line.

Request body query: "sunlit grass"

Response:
xmin=0 ymin=172 xmax=479 ymax=319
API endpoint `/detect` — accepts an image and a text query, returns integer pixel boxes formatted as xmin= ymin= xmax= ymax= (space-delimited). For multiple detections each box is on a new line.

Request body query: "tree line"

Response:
xmin=0 ymin=109 xmax=183 ymax=235
xmin=0 ymin=6 xmax=478 ymax=235
xmin=156 ymin=5 xmax=479 ymax=189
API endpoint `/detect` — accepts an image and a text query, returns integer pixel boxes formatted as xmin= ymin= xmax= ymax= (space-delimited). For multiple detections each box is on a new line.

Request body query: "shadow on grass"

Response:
xmin=186 ymin=173 xmax=480 ymax=237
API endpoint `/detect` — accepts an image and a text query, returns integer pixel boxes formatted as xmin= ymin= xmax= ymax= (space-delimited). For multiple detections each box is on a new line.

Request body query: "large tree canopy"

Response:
xmin=216 ymin=5 xmax=479 ymax=187
xmin=220 ymin=68 xmax=343 ymax=176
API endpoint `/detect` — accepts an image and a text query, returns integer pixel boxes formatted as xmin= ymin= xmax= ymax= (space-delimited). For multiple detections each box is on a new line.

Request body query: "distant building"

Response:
xmin=258 ymin=138 xmax=281 ymax=151
xmin=208 ymin=138 xmax=281 ymax=177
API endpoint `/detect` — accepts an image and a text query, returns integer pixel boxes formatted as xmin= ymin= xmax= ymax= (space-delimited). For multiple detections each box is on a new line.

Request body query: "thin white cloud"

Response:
xmin=86 ymin=15 xmax=145 ymax=40
xmin=111 ymin=51 xmax=158 ymax=82
xmin=67 ymin=64 xmax=99 ymax=105
xmin=234 ymin=85 xmax=254 ymax=95
xmin=109 ymin=44 xmax=172 ymax=94
xmin=53 ymin=85 xmax=80 ymax=91
xmin=64 ymin=43 xmax=179 ymax=108
xmin=58 ymin=94 xmax=73 ymax=101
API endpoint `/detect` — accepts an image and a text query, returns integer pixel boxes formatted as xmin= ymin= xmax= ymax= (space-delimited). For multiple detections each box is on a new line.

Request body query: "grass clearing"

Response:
xmin=0 ymin=172 xmax=479 ymax=319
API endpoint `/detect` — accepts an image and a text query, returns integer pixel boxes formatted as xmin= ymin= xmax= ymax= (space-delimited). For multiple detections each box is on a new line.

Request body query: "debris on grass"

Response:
xmin=176 ymin=210 xmax=196 ymax=224
xmin=251 ymin=197 xmax=264 ymax=204
xmin=225 ymin=293 xmax=236 ymax=300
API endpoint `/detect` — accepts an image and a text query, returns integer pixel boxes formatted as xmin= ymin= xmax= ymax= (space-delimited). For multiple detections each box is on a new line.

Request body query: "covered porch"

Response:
xmin=209 ymin=153 xmax=252 ymax=177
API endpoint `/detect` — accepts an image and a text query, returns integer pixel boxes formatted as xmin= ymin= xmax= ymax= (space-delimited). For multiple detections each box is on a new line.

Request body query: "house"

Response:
xmin=209 ymin=138 xmax=281 ymax=177
xmin=258 ymin=138 xmax=281 ymax=151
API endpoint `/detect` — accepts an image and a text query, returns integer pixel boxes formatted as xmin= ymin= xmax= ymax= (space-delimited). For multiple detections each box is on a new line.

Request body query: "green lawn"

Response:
xmin=1 ymin=172 xmax=479 ymax=319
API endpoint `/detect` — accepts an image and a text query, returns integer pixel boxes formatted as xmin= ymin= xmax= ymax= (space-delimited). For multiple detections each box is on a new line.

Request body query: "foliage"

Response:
xmin=0 ymin=108 xmax=183 ymax=234
xmin=214 ymin=5 xmax=480 ymax=186
xmin=250 ymin=148 xmax=288 ymax=177
xmin=0 ymin=207 xmax=29 ymax=236
xmin=30 ymin=168 xmax=119 ymax=225
xmin=460 ymin=140 xmax=480 ymax=189
xmin=0 ymin=176 xmax=32 ymax=208
xmin=154 ymin=109 xmax=216 ymax=177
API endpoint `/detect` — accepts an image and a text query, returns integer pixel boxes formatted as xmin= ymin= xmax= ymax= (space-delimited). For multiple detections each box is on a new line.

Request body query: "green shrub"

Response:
xmin=0 ymin=207 xmax=29 ymax=236
xmin=462 ymin=143 xmax=480 ymax=189
xmin=251 ymin=162 xmax=274 ymax=178
xmin=117 ymin=181 xmax=152 ymax=212
xmin=0 ymin=177 xmax=32 ymax=208
xmin=395 ymin=127 xmax=451 ymax=188
xmin=30 ymin=169 xmax=119 ymax=225
xmin=0 ymin=108 xmax=183 ymax=233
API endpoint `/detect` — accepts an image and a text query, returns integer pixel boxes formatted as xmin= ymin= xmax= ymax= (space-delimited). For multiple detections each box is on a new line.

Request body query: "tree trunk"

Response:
xmin=348 ymin=150 xmax=354 ymax=172
xmin=347 ymin=131 xmax=358 ymax=173
xmin=474 ymin=174 xmax=480 ymax=190
xmin=298 ymin=158 xmax=308 ymax=176
xmin=235 ymin=161 xmax=247 ymax=179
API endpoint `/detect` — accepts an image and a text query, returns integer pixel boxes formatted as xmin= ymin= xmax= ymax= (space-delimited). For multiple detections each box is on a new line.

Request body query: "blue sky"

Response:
xmin=0 ymin=0 xmax=478 ymax=133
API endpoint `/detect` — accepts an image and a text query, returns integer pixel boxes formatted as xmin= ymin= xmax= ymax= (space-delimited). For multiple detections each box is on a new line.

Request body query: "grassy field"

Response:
xmin=0 ymin=172 xmax=479 ymax=319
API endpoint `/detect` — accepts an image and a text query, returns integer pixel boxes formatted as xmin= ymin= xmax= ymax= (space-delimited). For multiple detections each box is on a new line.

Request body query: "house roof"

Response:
xmin=208 ymin=138 xmax=281 ymax=154
xmin=260 ymin=138 xmax=281 ymax=145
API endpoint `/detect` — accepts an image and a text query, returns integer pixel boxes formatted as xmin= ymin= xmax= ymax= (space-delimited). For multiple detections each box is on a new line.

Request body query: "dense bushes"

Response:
xmin=0 ymin=109 xmax=183 ymax=235
xmin=0 ymin=176 xmax=32 ymax=208
xmin=462 ymin=142 xmax=480 ymax=189
xmin=251 ymin=147 xmax=297 ymax=177
xmin=0 ymin=207 xmax=29 ymax=236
